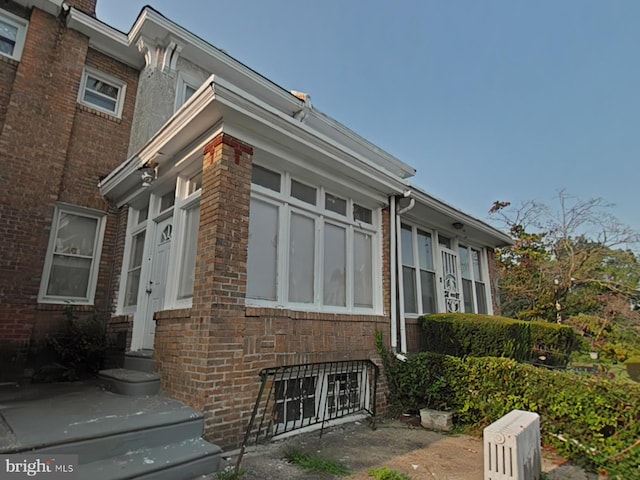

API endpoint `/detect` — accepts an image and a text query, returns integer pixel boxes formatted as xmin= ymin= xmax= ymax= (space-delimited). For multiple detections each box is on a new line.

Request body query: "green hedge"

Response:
xmin=420 ymin=313 xmax=580 ymax=367
xmin=377 ymin=342 xmax=640 ymax=479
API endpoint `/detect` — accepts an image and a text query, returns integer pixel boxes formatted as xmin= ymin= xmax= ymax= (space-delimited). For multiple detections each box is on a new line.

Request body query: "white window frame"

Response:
xmin=117 ymin=205 xmax=150 ymax=315
xmin=78 ymin=66 xmax=126 ymax=118
xmin=0 ymin=9 xmax=28 ymax=61
xmin=247 ymin=166 xmax=382 ymax=314
xmin=458 ymin=244 xmax=492 ymax=314
xmin=400 ymin=223 xmax=438 ymax=316
xmin=38 ymin=204 xmax=107 ymax=305
xmin=174 ymin=72 xmax=201 ymax=112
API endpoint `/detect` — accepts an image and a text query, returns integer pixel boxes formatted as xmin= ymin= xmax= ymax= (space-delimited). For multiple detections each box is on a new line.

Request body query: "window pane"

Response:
xmin=354 ymin=231 xmax=373 ymax=308
xmin=137 ymin=204 xmax=148 ymax=224
xmin=353 ymin=204 xmax=372 ymax=224
xmin=83 ymin=90 xmax=117 ymax=112
xmin=462 ymin=278 xmax=474 ymax=313
xmin=184 ymin=85 xmax=197 ymax=102
xmin=160 ymin=190 xmax=175 ymax=211
xmin=178 ymin=204 xmax=200 ymax=299
xmin=291 ymin=180 xmax=316 ymax=205
xmin=0 ymin=19 xmax=17 ymax=55
xmin=400 ymin=224 xmax=414 ymax=266
xmin=459 ymin=246 xmax=471 ymax=279
xmin=325 ymin=193 xmax=346 ymax=215
xmin=475 ymin=281 xmax=488 ymax=314
xmin=188 ymin=172 xmax=202 ymax=194
xmin=323 ymin=224 xmax=346 ymax=306
xmin=252 ymin=165 xmax=281 ymax=192
xmin=289 ymin=213 xmax=314 ymax=303
xmin=472 ymin=249 xmax=483 ymax=281
xmin=417 ymin=230 xmax=434 ymax=271
xmin=55 ymin=213 xmax=97 ymax=256
xmin=402 ymin=266 xmax=417 ymax=313
xmin=247 ymin=199 xmax=278 ymax=300
xmin=86 ymin=76 xmax=119 ymax=99
xmin=438 ymin=234 xmax=451 ymax=249
xmin=47 ymin=256 xmax=91 ymax=298
xmin=129 ymin=231 xmax=146 ymax=269
xmin=124 ymin=269 xmax=141 ymax=307
xmin=420 ymin=270 xmax=437 ymax=314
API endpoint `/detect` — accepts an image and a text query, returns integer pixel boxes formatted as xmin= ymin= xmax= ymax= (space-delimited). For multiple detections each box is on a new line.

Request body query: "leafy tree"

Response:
xmin=490 ymin=191 xmax=640 ymax=325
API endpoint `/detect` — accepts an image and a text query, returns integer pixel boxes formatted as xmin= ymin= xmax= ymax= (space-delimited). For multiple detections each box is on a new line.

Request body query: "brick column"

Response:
xmin=154 ymin=133 xmax=255 ymax=449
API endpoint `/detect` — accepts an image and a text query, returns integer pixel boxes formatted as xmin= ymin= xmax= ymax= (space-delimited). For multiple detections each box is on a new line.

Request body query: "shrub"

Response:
xmin=35 ymin=307 xmax=111 ymax=382
xmin=377 ymin=343 xmax=640 ymax=479
xmin=420 ymin=313 xmax=579 ymax=367
xmin=626 ymin=357 xmax=640 ymax=383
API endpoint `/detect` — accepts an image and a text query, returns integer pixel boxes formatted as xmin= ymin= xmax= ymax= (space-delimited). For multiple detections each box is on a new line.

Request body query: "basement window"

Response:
xmin=0 ymin=9 xmax=28 ymax=61
xmin=78 ymin=67 xmax=126 ymax=117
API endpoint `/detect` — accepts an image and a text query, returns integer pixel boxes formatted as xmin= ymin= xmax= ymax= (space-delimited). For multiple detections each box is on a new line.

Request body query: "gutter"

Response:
xmin=395 ymin=191 xmax=415 ymax=355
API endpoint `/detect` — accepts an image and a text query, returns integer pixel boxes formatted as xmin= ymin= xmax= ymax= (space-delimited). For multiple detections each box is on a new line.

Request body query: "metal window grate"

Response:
xmin=236 ymin=360 xmax=378 ymax=470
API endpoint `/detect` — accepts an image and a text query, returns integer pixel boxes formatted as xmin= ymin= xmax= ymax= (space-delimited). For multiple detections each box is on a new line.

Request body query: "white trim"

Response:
xmin=0 ymin=8 xmax=28 ymax=61
xmin=38 ymin=204 xmax=106 ymax=305
xmin=78 ymin=66 xmax=127 ymax=118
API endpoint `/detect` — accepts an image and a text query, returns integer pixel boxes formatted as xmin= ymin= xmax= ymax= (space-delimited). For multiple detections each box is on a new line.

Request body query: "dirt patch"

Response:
xmin=215 ymin=418 xmax=599 ymax=480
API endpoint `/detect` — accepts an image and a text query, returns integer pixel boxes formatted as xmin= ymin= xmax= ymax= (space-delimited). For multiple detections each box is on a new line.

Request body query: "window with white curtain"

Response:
xmin=39 ymin=205 xmax=106 ymax=304
xmin=246 ymin=166 xmax=379 ymax=311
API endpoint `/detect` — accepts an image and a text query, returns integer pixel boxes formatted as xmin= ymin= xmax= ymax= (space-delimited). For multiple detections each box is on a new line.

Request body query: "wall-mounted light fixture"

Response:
xmin=452 ymin=222 xmax=464 ymax=230
xmin=138 ymin=162 xmax=158 ymax=188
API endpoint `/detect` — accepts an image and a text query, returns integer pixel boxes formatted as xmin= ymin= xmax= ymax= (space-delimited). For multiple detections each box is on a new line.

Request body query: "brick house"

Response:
xmin=0 ymin=1 xmax=511 ymax=449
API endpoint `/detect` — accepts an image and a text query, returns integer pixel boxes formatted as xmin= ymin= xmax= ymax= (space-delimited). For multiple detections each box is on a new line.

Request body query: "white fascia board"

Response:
xmin=410 ymin=186 xmax=514 ymax=246
xmin=66 ymin=9 xmax=142 ymax=69
xmin=212 ymin=77 xmax=409 ymax=195
xmin=14 ymin=0 xmax=63 ymax=16
xmin=128 ymin=7 xmax=414 ymax=181
xmin=307 ymin=109 xmax=416 ymax=179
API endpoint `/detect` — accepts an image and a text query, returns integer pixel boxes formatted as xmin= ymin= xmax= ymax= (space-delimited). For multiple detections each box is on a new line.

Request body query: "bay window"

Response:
xmin=39 ymin=205 xmax=106 ymax=304
xmin=247 ymin=165 xmax=379 ymax=311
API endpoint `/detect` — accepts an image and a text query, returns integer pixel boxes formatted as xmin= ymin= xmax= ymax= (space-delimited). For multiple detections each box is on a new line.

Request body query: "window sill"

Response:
xmin=245 ymin=306 xmax=387 ymax=323
xmin=77 ymin=103 xmax=122 ymax=123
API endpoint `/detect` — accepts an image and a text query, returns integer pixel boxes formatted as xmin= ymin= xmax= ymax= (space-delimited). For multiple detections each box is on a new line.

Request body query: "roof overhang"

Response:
xmin=99 ymin=75 xmax=411 ymax=206
xmin=402 ymin=187 xmax=514 ymax=248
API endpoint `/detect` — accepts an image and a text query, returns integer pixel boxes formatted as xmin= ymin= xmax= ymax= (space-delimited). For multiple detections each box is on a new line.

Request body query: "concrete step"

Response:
xmin=78 ymin=438 xmax=221 ymax=480
xmin=99 ymin=368 xmax=160 ymax=396
xmin=124 ymin=350 xmax=155 ymax=373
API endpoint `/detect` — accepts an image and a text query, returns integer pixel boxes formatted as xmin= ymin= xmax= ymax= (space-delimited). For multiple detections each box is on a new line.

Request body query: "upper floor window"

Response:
xmin=0 ymin=9 xmax=28 ymax=61
xmin=175 ymin=72 xmax=201 ymax=111
xmin=39 ymin=205 xmax=106 ymax=304
xmin=78 ymin=67 xmax=126 ymax=117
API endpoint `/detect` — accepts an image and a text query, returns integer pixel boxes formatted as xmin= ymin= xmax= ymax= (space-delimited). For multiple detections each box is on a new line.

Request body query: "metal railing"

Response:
xmin=236 ymin=359 xmax=378 ymax=471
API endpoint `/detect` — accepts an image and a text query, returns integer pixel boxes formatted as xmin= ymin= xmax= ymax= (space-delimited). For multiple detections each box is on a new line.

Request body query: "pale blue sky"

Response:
xmin=97 ymin=1 xmax=639 ymax=232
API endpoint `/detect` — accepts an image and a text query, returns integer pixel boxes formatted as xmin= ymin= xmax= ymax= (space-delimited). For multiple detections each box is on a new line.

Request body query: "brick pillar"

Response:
xmin=66 ymin=0 xmax=97 ymax=16
xmin=0 ymin=8 xmax=89 ymax=351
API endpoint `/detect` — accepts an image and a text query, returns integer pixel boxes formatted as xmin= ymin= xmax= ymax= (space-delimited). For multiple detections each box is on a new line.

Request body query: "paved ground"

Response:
xmin=216 ymin=418 xmax=601 ymax=480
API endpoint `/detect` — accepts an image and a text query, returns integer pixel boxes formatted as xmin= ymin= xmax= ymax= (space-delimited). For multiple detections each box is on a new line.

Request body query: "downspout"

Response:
xmin=389 ymin=196 xmax=397 ymax=354
xmin=396 ymin=193 xmax=415 ymax=356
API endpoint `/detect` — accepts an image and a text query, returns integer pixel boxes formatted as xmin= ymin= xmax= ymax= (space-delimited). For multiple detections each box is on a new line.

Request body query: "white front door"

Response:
xmin=142 ymin=217 xmax=173 ymax=349
xmin=440 ymin=247 xmax=461 ymax=313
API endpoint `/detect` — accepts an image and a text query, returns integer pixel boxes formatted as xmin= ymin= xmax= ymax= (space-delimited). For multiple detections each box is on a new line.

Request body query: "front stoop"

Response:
xmin=124 ymin=350 xmax=155 ymax=373
xmin=99 ymin=368 xmax=161 ymax=396
xmin=0 ymin=383 xmax=222 ymax=480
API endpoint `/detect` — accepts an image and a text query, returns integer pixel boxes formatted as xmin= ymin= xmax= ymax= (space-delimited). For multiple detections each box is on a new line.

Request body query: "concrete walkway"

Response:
xmin=220 ymin=419 xmax=600 ymax=480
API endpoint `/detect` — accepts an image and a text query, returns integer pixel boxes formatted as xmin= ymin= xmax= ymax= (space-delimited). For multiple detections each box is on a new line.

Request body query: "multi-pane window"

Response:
xmin=78 ymin=67 xmax=126 ymax=117
xmin=0 ymin=10 xmax=27 ymax=61
xmin=327 ymin=372 xmax=361 ymax=417
xmin=247 ymin=166 xmax=378 ymax=311
xmin=401 ymin=224 xmax=437 ymax=315
xmin=124 ymin=231 xmax=146 ymax=307
xmin=459 ymin=245 xmax=488 ymax=314
xmin=39 ymin=206 xmax=106 ymax=304
xmin=273 ymin=377 xmax=317 ymax=427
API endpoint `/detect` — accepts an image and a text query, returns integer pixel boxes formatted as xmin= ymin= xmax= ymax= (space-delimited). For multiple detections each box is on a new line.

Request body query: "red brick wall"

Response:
xmin=66 ymin=0 xmax=96 ymax=16
xmin=0 ymin=6 xmax=138 ymax=367
xmin=154 ymin=133 xmax=393 ymax=450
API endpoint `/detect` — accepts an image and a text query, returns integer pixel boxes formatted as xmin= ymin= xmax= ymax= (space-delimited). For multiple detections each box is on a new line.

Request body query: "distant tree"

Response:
xmin=490 ymin=191 xmax=640 ymax=323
